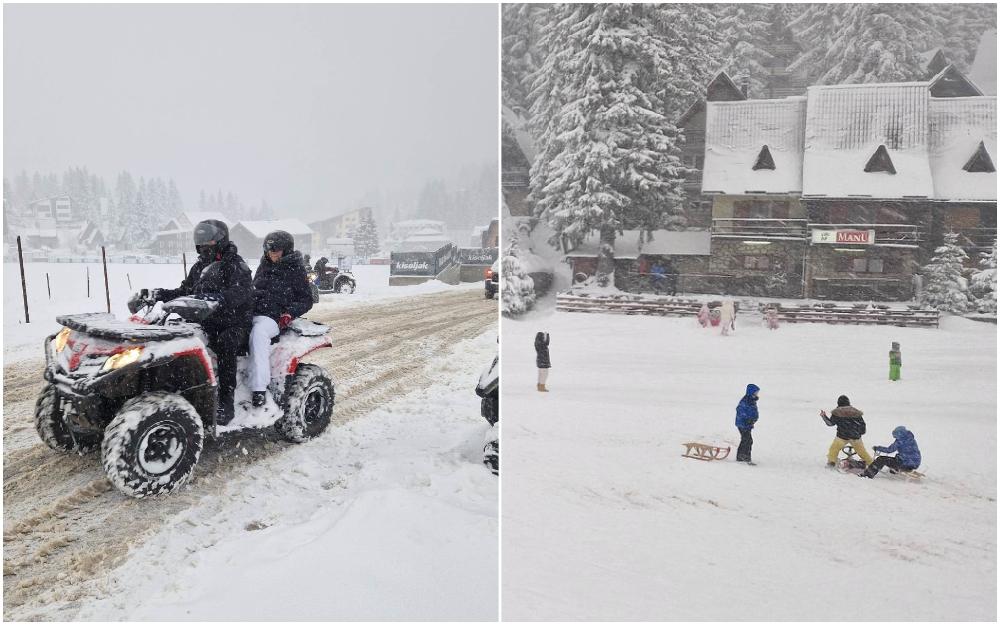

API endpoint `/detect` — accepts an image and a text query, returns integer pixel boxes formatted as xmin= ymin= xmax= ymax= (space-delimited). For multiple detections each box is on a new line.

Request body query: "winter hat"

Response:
xmin=892 ymin=426 xmax=909 ymax=438
xmin=837 ymin=395 xmax=850 ymax=407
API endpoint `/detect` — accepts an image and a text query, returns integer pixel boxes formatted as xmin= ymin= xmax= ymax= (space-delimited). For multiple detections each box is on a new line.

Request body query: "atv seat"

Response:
xmin=270 ymin=318 xmax=329 ymax=344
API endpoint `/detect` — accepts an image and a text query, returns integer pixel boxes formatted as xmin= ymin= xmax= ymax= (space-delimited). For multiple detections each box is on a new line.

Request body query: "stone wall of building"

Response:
xmin=804 ymin=245 xmax=919 ymax=301
xmin=707 ymin=238 xmax=806 ymax=298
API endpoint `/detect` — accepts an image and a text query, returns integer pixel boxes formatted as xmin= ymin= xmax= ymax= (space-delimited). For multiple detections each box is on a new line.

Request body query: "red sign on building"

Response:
xmin=835 ymin=230 xmax=872 ymax=244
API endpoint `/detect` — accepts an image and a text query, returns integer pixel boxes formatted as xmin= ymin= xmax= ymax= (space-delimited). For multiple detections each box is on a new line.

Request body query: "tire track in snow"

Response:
xmin=3 ymin=288 xmax=496 ymax=620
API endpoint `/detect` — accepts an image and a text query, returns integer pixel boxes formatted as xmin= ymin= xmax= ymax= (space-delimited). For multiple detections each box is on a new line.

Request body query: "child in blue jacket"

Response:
xmin=735 ymin=384 xmax=760 ymax=464
xmin=861 ymin=426 xmax=921 ymax=478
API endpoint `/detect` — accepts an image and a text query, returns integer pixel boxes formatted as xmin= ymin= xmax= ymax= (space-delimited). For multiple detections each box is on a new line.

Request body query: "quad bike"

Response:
xmin=306 ymin=271 xmax=321 ymax=303
xmin=36 ymin=291 xmax=335 ymax=498
xmin=315 ymin=270 xmax=357 ymax=295
xmin=484 ymin=260 xmax=499 ymax=300
xmin=475 ymin=353 xmax=498 ymax=475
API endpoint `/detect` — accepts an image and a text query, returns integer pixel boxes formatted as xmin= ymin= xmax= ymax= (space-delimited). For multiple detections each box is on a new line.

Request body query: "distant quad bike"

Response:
xmin=484 ymin=260 xmax=499 ymax=300
xmin=475 ymin=353 xmax=498 ymax=475
xmin=315 ymin=270 xmax=357 ymax=295
xmin=36 ymin=291 xmax=335 ymax=498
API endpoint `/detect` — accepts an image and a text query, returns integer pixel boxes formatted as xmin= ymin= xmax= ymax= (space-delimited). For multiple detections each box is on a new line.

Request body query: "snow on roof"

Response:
xmin=929 ymin=96 xmax=997 ymax=201
xmin=802 ymin=83 xmax=934 ymax=198
xmin=702 ymin=97 xmax=806 ymax=194
xmin=394 ymin=219 xmax=445 ymax=228
xmin=325 ymin=237 xmax=354 ymax=246
xmin=180 ymin=212 xmax=232 ymax=228
xmin=567 ymin=230 xmax=711 ymax=259
xmin=969 ymin=29 xmax=997 ymax=96
xmin=237 ymin=219 xmax=313 ymax=238
xmin=501 ymin=105 xmax=537 ymax=163
xmin=155 ymin=228 xmax=189 ymax=237
xmin=23 ymin=229 xmax=59 ymax=238
xmin=405 ymin=231 xmax=450 ymax=242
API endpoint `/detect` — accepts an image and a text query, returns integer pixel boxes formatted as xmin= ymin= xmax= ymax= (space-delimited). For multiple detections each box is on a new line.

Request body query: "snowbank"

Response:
xmin=502 ymin=310 xmax=996 ymax=620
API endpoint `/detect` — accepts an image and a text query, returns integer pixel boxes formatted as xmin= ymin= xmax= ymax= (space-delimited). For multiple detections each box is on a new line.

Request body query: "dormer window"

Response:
xmin=963 ymin=141 xmax=995 ymax=173
xmin=864 ymin=145 xmax=896 ymax=174
xmin=752 ymin=145 xmax=775 ymax=171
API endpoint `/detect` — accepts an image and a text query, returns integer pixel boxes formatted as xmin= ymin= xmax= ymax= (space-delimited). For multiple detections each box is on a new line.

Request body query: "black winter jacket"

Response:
xmin=535 ymin=332 xmax=551 ymax=368
xmin=824 ymin=405 xmax=867 ymax=440
xmin=159 ymin=242 xmax=254 ymax=332
xmin=252 ymin=250 xmax=314 ymax=321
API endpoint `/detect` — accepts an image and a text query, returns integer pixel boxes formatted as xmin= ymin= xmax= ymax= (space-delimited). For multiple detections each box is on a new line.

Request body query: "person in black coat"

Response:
xmin=535 ymin=331 xmax=551 ymax=392
xmin=155 ymin=219 xmax=253 ymax=425
xmin=248 ymin=230 xmax=314 ymax=407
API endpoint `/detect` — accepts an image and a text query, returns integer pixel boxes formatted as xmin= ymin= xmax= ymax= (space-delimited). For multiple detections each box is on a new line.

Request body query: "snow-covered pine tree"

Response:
xmin=502 ymin=3 xmax=543 ymax=118
xmin=918 ymin=232 xmax=972 ymax=313
xmin=970 ymin=239 xmax=997 ymax=314
xmin=501 ymin=236 xmax=536 ymax=317
xmin=527 ymin=4 xmax=692 ymax=286
xmin=353 ymin=214 xmax=380 ymax=259
xmin=167 ymin=179 xmax=183 ymax=217
xmin=714 ymin=4 xmax=776 ymax=99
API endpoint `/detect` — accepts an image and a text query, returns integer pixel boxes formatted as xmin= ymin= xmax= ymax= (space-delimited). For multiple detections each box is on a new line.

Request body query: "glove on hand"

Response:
xmin=278 ymin=313 xmax=293 ymax=329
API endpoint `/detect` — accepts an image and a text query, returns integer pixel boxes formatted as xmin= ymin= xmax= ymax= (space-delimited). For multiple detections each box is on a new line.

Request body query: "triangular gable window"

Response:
xmin=752 ymin=145 xmax=775 ymax=171
xmin=864 ymin=145 xmax=896 ymax=174
xmin=963 ymin=141 xmax=995 ymax=173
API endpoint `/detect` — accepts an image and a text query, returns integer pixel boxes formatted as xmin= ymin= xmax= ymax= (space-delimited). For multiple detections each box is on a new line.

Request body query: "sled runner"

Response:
xmin=682 ymin=442 xmax=731 ymax=461
xmin=836 ymin=444 xmax=867 ymax=474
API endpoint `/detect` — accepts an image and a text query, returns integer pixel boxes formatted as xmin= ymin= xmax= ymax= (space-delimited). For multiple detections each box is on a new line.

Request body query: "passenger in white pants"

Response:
xmin=249 ymin=230 xmax=315 ymax=407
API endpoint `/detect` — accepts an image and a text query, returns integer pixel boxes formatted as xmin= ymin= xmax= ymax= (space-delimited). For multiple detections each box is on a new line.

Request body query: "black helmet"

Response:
xmin=263 ymin=230 xmax=294 ymax=254
xmin=193 ymin=219 xmax=229 ymax=247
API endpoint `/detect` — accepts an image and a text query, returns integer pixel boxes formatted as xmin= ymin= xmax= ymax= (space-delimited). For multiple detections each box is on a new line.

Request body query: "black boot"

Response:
xmin=216 ymin=391 xmax=235 ymax=426
xmin=252 ymin=391 xmax=267 ymax=408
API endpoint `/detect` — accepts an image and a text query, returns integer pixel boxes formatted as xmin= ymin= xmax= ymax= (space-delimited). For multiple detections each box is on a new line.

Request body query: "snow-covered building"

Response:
xmin=150 ymin=211 xmax=233 ymax=256
xmin=502 ymin=108 xmax=534 ymax=218
xmin=26 ymin=196 xmax=74 ymax=224
xmin=230 ymin=219 xmax=314 ymax=257
xmin=394 ymin=228 xmax=452 ymax=253
xmin=699 ymin=67 xmax=996 ymax=301
xmin=565 ymin=230 xmax=712 ymax=293
xmin=307 ymin=206 xmax=372 ymax=252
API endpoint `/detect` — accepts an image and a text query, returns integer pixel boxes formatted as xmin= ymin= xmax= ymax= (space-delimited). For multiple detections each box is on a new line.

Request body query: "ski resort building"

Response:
xmin=307 ymin=206 xmax=372 ymax=251
xmin=230 ymin=219 xmax=314 ymax=257
xmin=150 ymin=211 xmax=233 ymax=255
xmin=698 ymin=67 xmax=996 ymax=301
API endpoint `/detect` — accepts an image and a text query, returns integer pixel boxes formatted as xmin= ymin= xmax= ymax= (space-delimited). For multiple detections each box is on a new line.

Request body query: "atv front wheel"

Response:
xmin=35 ymin=384 xmax=101 ymax=453
xmin=101 ymin=391 xmax=204 ymax=498
xmin=310 ymin=283 xmax=320 ymax=303
xmin=484 ymin=439 xmax=498 ymax=476
xmin=276 ymin=364 xmax=334 ymax=443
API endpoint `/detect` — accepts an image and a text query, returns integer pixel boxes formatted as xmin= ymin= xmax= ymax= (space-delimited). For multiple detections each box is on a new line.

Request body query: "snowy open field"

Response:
xmin=3 ymin=262 xmax=470 ymax=360
xmin=501 ymin=309 xmax=997 ymax=621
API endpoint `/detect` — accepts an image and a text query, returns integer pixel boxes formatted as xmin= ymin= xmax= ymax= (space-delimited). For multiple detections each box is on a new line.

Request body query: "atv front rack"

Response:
xmin=56 ymin=313 xmax=196 ymax=342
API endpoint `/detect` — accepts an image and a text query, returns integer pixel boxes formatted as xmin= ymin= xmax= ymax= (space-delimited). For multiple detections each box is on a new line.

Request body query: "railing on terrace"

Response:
xmin=711 ymin=218 xmax=808 ymax=239
xmin=501 ymin=168 xmax=529 ymax=188
xmin=950 ymin=227 xmax=997 ymax=249
xmin=820 ymin=223 xmax=925 ymax=244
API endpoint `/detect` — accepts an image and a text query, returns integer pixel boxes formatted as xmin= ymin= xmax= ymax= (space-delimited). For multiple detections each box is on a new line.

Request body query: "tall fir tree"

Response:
xmin=352 ymin=214 xmax=380 ymax=259
xmin=970 ymin=239 xmax=997 ymax=314
xmin=501 ymin=235 xmax=536 ymax=317
xmin=527 ymin=4 xmax=694 ymax=285
xmin=918 ymin=232 xmax=973 ymax=313
xmin=714 ymin=4 xmax=776 ymax=98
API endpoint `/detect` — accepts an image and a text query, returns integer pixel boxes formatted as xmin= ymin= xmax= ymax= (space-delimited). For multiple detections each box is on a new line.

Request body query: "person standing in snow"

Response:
xmin=650 ymin=262 xmax=667 ymax=294
xmin=862 ymin=426 xmax=921 ymax=478
xmin=764 ymin=306 xmax=779 ymax=330
xmin=820 ymin=395 xmax=873 ymax=468
xmin=153 ymin=219 xmax=253 ymax=425
xmin=720 ymin=299 xmax=736 ymax=335
xmin=889 ymin=341 xmax=902 ymax=381
xmin=697 ymin=302 xmax=710 ymax=327
xmin=248 ymin=231 xmax=314 ymax=408
xmin=735 ymin=384 xmax=760 ymax=463
xmin=535 ymin=331 xmax=551 ymax=392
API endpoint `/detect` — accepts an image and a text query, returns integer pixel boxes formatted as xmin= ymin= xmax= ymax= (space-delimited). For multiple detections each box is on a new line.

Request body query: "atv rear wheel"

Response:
xmin=310 ymin=283 xmax=320 ymax=303
xmin=334 ymin=277 xmax=355 ymax=294
xmin=484 ymin=439 xmax=498 ymax=476
xmin=101 ymin=391 xmax=204 ymax=498
xmin=276 ymin=364 xmax=334 ymax=443
xmin=35 ymin=384 xmax=101 ymax=453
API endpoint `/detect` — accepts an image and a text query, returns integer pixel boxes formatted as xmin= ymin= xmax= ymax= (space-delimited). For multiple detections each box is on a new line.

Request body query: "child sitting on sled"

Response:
xmin=861 ymin=426 xmax=921 ymax=478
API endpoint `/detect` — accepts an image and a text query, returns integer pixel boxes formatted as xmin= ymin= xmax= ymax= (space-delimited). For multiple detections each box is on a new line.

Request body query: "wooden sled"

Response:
xmin=888 ymin=468 xmax=925 ymax=481
xmin=682 ymin=442 xmax=731 ymax=461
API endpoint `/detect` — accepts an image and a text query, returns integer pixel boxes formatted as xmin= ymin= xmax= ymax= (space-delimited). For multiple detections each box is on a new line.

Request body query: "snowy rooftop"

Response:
xmin=177 ymin=212 xmax=233 ymax=229
xmin=969 ymin=29 xmax=997 ymax=96
xmin=237 ymin=219 xmax=313 ymax=238
xmin=567 ymin=230 xmax=711 ymax=259
xmin=929 ymin=97 xmax=997 ymax=201
xmin=802 ymin=82 xmax=934 ymax=198
xmin=702 ymin=97 xmax=806 ymax=195
xmin=325 ymin=237 xmax=354 ymax=246
xmin=393 ymin=219 xmax=446 ymax=228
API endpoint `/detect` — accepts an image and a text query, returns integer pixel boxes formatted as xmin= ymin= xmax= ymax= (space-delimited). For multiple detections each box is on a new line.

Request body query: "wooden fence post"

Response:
xmin=87 ymin=266 xmax=91 ymax=298
xmin=17 ymin=236 xmax=29 ymax=323
xmin=102 ymin=246 xmax=111 ymax=313
xmin=127 ymin=273 xmax=132 ymax=290
xmin=182 ymin=252 xmax=187 ymax=277
xmin=46 ymin=273 xmax=51 ymax=300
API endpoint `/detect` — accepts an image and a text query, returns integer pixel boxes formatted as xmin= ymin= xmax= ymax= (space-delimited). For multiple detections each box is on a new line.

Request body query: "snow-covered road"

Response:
xmin=501 ymin=309 xmax=996 ymax=621
xmin=3 ymin=288 xmax=498 ymax=621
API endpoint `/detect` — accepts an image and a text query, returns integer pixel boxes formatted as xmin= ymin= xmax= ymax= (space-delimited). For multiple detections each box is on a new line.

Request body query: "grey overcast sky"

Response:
xmin=3 ymin=3 xmax=498 ymax=220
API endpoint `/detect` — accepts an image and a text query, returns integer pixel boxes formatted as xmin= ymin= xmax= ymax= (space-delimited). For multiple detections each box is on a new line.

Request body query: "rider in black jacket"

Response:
xmin=248 ymin=230 xmax=314 ymax=407
xmin=155 ymin=219 xmax=253 ymax=425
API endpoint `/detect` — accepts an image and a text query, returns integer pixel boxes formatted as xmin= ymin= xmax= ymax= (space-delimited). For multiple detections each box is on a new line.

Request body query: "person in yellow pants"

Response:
xmin=820 ymin=395 xmax=872 ymax=467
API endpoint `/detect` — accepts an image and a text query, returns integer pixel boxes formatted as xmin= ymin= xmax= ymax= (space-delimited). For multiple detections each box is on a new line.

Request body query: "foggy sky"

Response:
xmin=3 ymin=4 xmax=498 ymax=220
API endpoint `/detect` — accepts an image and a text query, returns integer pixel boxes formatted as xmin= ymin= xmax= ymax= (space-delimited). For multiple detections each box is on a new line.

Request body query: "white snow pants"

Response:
xmin=537 ymin=368 xmax=549 ymax=384
xmin=249 ymin=315 xmax=280 ymax=392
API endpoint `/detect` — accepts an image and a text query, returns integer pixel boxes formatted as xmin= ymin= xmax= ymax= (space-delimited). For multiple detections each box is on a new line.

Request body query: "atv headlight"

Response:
xmin=102 ymin=346 xmax=143 ymax=371
xmin=54 ymin=328 xmax=71 ymax=353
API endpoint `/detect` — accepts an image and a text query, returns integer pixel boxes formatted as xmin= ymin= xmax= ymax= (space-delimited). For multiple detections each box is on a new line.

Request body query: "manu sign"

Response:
xmin=811 ymin=229 xmax=875 ymax=245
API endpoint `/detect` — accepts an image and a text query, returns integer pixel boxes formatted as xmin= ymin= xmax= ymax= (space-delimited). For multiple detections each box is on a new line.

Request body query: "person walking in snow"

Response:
xmin=535 ymin=331 xmax=551 ymax=392
xmin=862 ymin=426 xmax=921 ymax=478
xmin=697 ymin=302 xmax=710 ymax=327
xmin=248 ymin=230 xmax=314 ymax=408
xmin=735 ymin=384 xmax=760 ymax=463
xmin=889 ymin=341 xmax=902 ymax=381
xmin=720 ymin=299 xmax=736 ymax=335
xmin=764 ymin=306 xmax=779 ymax=330
xmin=821 ymin=395 xmax=873 ymax=468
